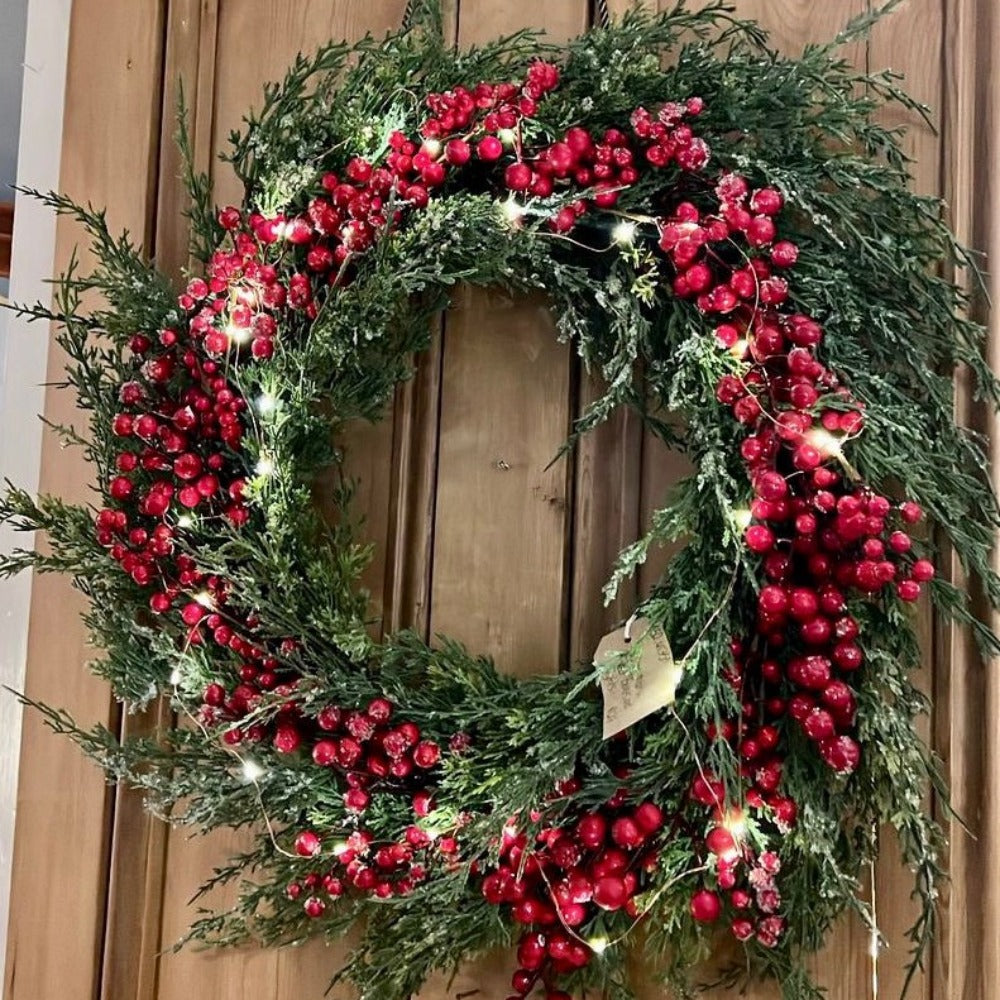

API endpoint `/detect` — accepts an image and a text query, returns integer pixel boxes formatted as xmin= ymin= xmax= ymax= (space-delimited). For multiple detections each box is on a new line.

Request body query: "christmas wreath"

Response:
xmin=5 ymin=3 xmax=999 ymax=998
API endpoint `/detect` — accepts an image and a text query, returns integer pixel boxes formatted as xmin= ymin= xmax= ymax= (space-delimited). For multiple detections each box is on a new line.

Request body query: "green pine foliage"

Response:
xmin=1 ymin=3 xmax=994 ymax=998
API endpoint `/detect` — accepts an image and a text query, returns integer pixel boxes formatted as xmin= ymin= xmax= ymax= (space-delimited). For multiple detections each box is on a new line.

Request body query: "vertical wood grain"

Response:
xmin=569 ymin=379 xmax=643 ymax=665
xmin=98 ymin=5 xmax=218 ymax=995
xmin=611 ymin=3 xmax=871 ymax=998
xmin=3 ymin=3 xmax=167 ymax=1000
xmin=937 ymin=3 xmax=998 ymax=1000
xmin=868 ymin=4 xmax=942 ymax=998
xmin=153 ymin=6 xmax=408 ymax=1000
xmin=417 ymin=8 xmax=588 ymax=998
xmin=425 ymin=2 xmax=587 ymax=678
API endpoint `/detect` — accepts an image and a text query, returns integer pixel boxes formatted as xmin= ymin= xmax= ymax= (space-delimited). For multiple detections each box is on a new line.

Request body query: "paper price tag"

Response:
xmin=594 ymin=616 xmax=681 ymax=739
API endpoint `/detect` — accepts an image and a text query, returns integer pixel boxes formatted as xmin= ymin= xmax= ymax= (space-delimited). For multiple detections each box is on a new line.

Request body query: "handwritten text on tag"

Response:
xmin=594 ymin=616 xmax=681 ymax=739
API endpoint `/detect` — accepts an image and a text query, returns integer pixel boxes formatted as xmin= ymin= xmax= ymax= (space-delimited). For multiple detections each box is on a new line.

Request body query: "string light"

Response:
xmin=176 ymin=513 xmax=195 ymax=529
xmin=722 ymin=809 xmax=747 ymax=840
xmin=255 ymin=392 xmax=278 ymax=415
xmin=587 ymin=935 xmax=610 ymax=955
xmin=733 ymin=508 xmax=753 ymax=531
xmin=421 ymin=138 xmax=442 ymax=159
xmin=194 ymin=590 xmax=216 ymax=609
xmin=612 ymin=220 xmax=637 ymax=245
xmin=497 ymin=128 xmax=517 ymax=146
xmin=729 ymin=338 xmax=749 ymax=359
xmin=169 ymin=667 xmax=183 ymax=686
xmin=500 ymin=199 xmax=526 ymax=225
xmin=225 ymin=322 xmax=252 ymax=345
xmin=241 ymin=758 xmax=267 ymax=782
xmin=806 ymin=427 xmax=845 ymax=459
xmin=255 ymin=454 xmax=276 ymax=477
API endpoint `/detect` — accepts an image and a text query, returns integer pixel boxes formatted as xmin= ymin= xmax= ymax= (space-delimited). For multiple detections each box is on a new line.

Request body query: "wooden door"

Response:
xmin=4 ymin=1 xmax=985 ymax=999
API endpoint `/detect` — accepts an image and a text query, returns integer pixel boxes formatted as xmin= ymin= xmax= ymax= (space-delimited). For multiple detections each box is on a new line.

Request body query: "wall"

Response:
xmin=0 ymin=0 xmax=29 ymax=298
xmin=3 ymin=1 xmax=997 ymax=999
xmin=0 ymin=0 xmax=70 ymax=984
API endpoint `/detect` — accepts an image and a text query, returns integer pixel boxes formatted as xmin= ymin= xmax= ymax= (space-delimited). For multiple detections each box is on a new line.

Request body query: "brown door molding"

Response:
xmin=0 ymin=201 xmax=12 ymax=278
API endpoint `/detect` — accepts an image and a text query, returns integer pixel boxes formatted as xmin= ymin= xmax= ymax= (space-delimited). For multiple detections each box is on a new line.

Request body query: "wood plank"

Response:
xmin=98 ymin=4 xmax=217 ymax=996
xmin=3 ymin=3 xmax=168 ymax=1000
xmin=426 ymin=1 xmax=586 ymax=674
xmin=868 ymin=4 xmax=942 ymax=998
xmin=936 ymin=4 xmax=996 ymax=1000
xmin=417 ymin=6 xmax=588 ymax=998
xmin=154 ymin=5 xmax=410 ymax=1000
xmin=569 ymin=378 xmax=643 ymax=665
xmin=384 ymin=328 xmax=445 ymax=636
xmin=605 ymin=2 xmax=873 ymax=997
xmin=155 ymin=0 xmax=218 ymax=282
xmin=429 ymin=285 xmax=577 ymax=674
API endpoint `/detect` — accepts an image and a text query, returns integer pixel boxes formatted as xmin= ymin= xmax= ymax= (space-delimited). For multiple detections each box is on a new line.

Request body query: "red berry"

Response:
xmin=294 ymin=830 xmax=321 ymax=857
xmin=911 ymin=559 xmax=934 ymax=582
xmin=312 ymin=739 xmax=338 ymax=766
xmin=897 ymin=579 xmax=921 ymax=602
xmin=592 ymin=875 xmax=628 ymax=910
xmin=745 ymin=525 xmax=775 ymax=554
xmin=576 ymin=813 xmax=607 ymax=849
xmin=690 ymin=889 xmax=721 ymax=923
xmin=900 ymin=501 xmax=923 ymax=523
xmin=344 ymin=788 xmax=371 ymax=812
xmin=819 ymin=735 xmax=861 ymax=773
xmin=750 ymin=188 xmax=783 ymax=215
xmin=516 ymin=931 xmax=547 ymax=970
xmin=633 ymin=801 xmax=664 ymax=834
xmin=611 ymin=816 xmax=644 ymax=849
xmin=802 ymin=707 xmax=836 ymax=742
xmin=832 ymin=642 xmax=863 ymax=671
xmin=446 ymin=139 xmax=471 ymax=165
xmin=477 ymin=136 xmax=504 ymax=161
xmin=770 ymin=240 xmax=799 ymax=267
xmin=705 ymin=826 xmax=736 ymax=858
xmin=274 ymin=723 xmax=302 ymax=754
xmin=413 ymin=740 xmax=440 ymax=768
xmin=303 ymin=896 xmax=325 ymax=918
xmin=504 ymin=162 xmax=533 ymax=191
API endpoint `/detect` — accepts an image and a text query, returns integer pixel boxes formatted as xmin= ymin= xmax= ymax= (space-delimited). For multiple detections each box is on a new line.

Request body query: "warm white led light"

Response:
xmin=176 ymin=513 xmax=195 ymax=529
xmin=723 ymin=809 xmax=747 ymax=841
xmin=421 ymin=138 xmax=442 ymax=159
xmin=241 ymin=759 xmax=267 ymax=782
xmin=612 ymin=220 xmax=637 ymax=245
xmin=497 ymin=128 xmax=517 ymax=146
xmin=587 ymin=936 xmax=610 ymax=955
xmin=500 ymin=199 xmax=526 ymax=224
xmin=194 ymin=590 xmax=216 ymax=609
xmin=733 ymin=508 xmax=753 ymax=531
xmin=806 ymin=427 xmax=845 ymax=459
xmin=225 ymin=323 xmax=252 ymax=345
xmin=169 ymin=667 xmax=183 ymax=686
xmin=256 ymin=392 xmax=277 ymax=415
xmin=255 ymin=455 xmax=276 ymax=477
xmin=729 ymin=338 xmax=749 ymax=359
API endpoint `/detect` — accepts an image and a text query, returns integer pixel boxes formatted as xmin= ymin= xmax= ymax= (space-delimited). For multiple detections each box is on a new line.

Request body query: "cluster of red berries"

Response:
xmin=689 ymin=170 xmax=934 ymax=775
xmin=688 ymin=818 xmax=787 ymax=947
xmin=480 ymin=783 xmax=664 ymax=1000
xmin=285 ymin=783 xmax=456 ymax=917
xmin=278 ymin=699 xmax=465 ymax=918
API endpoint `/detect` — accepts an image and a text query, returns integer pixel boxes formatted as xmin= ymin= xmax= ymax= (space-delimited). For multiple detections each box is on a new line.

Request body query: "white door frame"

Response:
xmin=0 ymin=0 xmax=72 ymax=974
